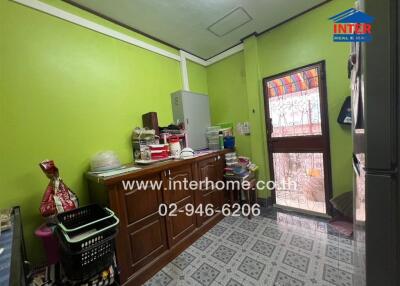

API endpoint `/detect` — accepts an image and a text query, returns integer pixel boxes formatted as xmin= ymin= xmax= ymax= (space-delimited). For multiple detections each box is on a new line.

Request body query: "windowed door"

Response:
xmin=263 ymin=61 xmax=333 ymax=215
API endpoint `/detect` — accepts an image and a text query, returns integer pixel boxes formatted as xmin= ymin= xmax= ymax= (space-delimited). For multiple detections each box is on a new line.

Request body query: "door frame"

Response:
xmin=262 ymin=60 xmax=333 ymax=215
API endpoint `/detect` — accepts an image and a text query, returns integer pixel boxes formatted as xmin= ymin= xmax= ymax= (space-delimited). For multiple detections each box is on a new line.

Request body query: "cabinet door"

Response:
xmin=197 ymin=155 xmax=225 ymax=224
xmin=163 ymin=163 xmax=197 ymax=247
xmin=112 ymin=173 xmax=168 ymax=280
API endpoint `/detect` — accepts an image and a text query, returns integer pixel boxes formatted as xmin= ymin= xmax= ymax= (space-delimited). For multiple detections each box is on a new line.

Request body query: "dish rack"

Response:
xmin=56 ymin=204 xmax=119 ymax=282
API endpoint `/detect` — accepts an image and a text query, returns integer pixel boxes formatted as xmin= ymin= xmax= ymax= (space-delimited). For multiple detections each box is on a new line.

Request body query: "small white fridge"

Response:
xmin=171 ymin=90 xmax=211 ymax=150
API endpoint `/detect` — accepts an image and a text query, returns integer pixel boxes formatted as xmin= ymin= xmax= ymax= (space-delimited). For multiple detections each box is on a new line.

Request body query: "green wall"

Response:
xmin=187 ymin=60 xmax=208 ymax=94
xmin=206 ymin=0 xmax=353 ymax=199
xmin=0 ymin=0 xmax=199 ymax=263
xmin=1 ymin=0 xmax=353 ymax=264
xmin=243 ymin=36 xmax=270 ymax=198
xmin=206 ymin=52 xmax=251 ymax=157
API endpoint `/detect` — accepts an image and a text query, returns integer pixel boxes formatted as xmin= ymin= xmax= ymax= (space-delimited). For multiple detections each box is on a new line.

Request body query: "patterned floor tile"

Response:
xmin=251 ymin=239 xmax=275 ymax=257
xmin=290 ymin=234 xmax=314 ymax=251
xmin=323 ymin=264 xmax=354 ymax=286
xmin=225 ymin=278 xmax=243 ymax=286
xmin=211 ymin=245 xmax=236 ymax=264
xmin=340 ymin=237 xmax=353 ymax=246
xmin=222 ymin=216 xmax=238 ymax=225
xmin=209 ymin=224 xmax=227 ymax=236
xmin=328 ymin=234 xmax=339 ymax=242
xmin=144 ymin=271 xmax=173 ymax=286
xmin=282 ymin=250 xmax=310 ymax=273
xmin=262 ymin=226 xmax=283 ymax=241
xmin=193 ymin=236 xmax=213 ymax=251
xmin=326 ymin=245 xmax=354 ymax=264
xmin=238 ymin=220 xmax=259 ymax=232
xmin=171 ymin=251 xmax=196 ymax=270
xmin=145 ymin=208 xmax=364 ymax=286
xmin=273 ymin=271 xmax=305 ymax=286
xmin=227 ymin=231 xmax=249 ymax=246
xmin=238 ymin=256 xmax=266 ymax=280
xmin=191 ymin=263 xmax=220 ymax=286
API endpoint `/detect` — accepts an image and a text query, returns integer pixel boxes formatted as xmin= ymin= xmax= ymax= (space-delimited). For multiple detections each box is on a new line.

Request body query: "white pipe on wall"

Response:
xmin=179 ymin=51 xmax=190 ymax=91
xmin=206 ymin=44 xmax=244 ymax=66
xmin=11 ymin=0 xmax=245 ymax=91
xmin=180 ymin=51 xmax=208 ymax=66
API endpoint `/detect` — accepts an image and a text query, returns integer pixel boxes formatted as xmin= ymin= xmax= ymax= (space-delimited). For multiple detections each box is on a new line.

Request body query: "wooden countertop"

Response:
xmin=87 ymin=149 xmax=232 ymax=186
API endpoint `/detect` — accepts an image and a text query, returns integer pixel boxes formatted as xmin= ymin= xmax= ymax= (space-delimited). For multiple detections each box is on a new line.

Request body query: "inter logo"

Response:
xmin=329 ymin=8 xmax=374 ymax=42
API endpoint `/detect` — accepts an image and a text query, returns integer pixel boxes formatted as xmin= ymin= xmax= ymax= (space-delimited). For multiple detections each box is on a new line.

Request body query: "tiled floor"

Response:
xmin=144 ymin=208 xmax=365 ymax=286
xmin=275 ymin=190 xmax=326 ymax=214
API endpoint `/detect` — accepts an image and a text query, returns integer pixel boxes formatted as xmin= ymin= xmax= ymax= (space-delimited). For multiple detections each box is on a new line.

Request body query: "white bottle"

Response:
xmin=169 ymin=136 xmax=181 ymax=159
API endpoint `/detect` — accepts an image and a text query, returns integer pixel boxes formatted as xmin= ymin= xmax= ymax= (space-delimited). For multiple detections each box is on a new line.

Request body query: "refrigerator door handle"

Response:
xmin=352 ymin=154 xmax=360 ymax=176
xmin=364 ymin=167 xmax=398 ymax=176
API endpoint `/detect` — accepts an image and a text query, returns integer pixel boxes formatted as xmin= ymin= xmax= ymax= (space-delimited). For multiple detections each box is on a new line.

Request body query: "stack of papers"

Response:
xmin=90 ymin=166 xmax=141 ymax=177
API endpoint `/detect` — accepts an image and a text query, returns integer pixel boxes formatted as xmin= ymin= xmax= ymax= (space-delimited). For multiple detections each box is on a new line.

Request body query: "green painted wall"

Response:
xmin=0 ymin=0 xmax=202 ymax=263
xmin=243 ymin=36 xmax=270 ymax=198
xmin=257 ymin=0 xmax=353 ymax=197
xmin=1 ymin=0 xmax=353 ymax=264
xmin=205 ymin=0 xmax=353 ymax=199
xmin=187 ymin=60 xmax=208 ymax=94
xmin=206 ymin=52 xmax=251 ymax=157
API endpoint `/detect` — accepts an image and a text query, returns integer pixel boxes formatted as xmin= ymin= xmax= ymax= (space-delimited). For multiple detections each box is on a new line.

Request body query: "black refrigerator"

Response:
xmin=351 ymin=0 xmax=399 ymax=285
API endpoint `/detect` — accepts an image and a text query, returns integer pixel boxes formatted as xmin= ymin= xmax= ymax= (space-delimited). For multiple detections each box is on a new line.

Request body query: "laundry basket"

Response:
xmin=56 ymin=205 xmax=119 ymax=282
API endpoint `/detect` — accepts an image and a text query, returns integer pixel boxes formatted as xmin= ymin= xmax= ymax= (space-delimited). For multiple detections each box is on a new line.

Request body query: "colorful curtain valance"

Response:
xmin=267 ymin=68 xmax=319 ymax=97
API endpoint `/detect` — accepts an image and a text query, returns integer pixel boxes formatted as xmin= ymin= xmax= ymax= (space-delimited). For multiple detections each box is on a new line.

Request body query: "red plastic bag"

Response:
xmin=39 ymin=160 xmax=79 ymax=217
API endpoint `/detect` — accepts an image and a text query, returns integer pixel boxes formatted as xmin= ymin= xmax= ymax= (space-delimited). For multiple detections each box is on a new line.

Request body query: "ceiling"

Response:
xmin=67 ymin=0 xmax=328 ymax=59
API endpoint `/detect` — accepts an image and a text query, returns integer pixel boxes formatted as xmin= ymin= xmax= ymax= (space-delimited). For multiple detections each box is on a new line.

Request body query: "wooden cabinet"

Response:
xmin=111 ymin=173 xmax=168 ymax=281
xmin=163 ymin=163 xmax=196 ymax=247
xmin=197 ymin=155 xmax=225 ymax=224
xmin=87 ymin=150 xmax=229 ymax=286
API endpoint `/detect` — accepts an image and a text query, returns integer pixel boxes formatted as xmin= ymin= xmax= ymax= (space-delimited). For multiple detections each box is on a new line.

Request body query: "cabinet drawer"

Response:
xmin=124 ymin=176 xmax=162 ymax=225
xmin=164 ymin=164 xmax=195 ymax=205
xmin=198 ymin=156 xmax=223 ymax=183
xmin=197 ymin=155 xmax=225 ymax=224
xmin=129 ymin=217 xmax=168 ymax=272
xmin=163 ymin=163 xmax=196 ymax=247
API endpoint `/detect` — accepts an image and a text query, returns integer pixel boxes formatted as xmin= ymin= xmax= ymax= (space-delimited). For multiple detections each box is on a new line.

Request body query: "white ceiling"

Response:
xmin=68 ymin=0 xmax=327 ymax=59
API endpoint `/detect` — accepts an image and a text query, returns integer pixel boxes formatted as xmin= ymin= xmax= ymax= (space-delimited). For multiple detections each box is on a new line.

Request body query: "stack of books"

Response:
xmin=224 ymin=152 xmax=257 ymax=180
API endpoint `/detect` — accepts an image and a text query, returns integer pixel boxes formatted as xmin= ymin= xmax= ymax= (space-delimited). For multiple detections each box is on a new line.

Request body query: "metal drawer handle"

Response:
xmin=352 ymin=154 xmax=360 ymax=176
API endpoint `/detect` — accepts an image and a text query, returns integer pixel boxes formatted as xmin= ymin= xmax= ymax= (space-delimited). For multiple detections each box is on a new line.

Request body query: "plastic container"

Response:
xmin=207 ymin=132 xmax=219 ymax=139
xmin=224 ymin=136 xmax=235 ymax=149
xmin=207 ymin=126 xmax=220 ymax=132
xmin=207 ymin=135 xmax=219 ymax=141
xmin=207 ymin=133 xmax=220 ymax=150
xmin=56 ymin=205 xmax=119 ymax=282
xmin=206 ymin=125 xmax=221 ymax=151
xmin=149 ymin=144 xmax=169 ymax=159
xmin=206 ymin=126 xmax=221 ymax=138
xmin=35 ymin=224 xmax=59 ymax=265
xmin=225 ymin=152 xmax=237 ymax=159
xmin=208 ymin=142 xmax=220 ymax=150
xmin=90 ymin=151 xmax=121 ymax=172
xmin=57 ymin=204 xmax=114 ymax=233
xmin=169 ymin=136 xmax=181 ymax=158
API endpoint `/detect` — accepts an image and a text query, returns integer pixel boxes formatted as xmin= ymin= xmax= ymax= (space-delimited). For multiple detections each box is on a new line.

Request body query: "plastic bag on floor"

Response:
xmin=39 ymin=160 xmax=79 ymax=220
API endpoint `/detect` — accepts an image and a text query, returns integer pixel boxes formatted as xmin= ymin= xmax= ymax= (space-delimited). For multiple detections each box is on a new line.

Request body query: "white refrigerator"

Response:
xmin=171 ymin=90 xmax=211 ymax=150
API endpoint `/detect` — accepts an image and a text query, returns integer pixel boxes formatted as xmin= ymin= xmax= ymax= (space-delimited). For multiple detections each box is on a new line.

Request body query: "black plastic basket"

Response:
xmin=57 ymin=204 xmax=114 ymax=233
xmin=56 ymin=205 xmax=119 ymax=282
